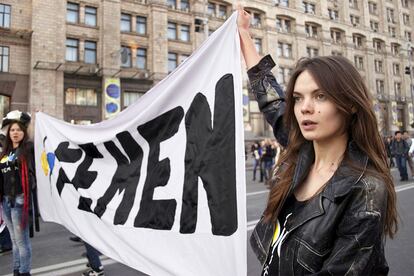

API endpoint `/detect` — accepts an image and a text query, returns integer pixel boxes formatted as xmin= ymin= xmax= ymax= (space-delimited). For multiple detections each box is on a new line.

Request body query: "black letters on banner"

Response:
xmin=51 ymin=74 xmax=238 ymax=235
xmin=94 ymin=131 xmax=143 ymax=225
xmin=134 ymin=107 xmax=184 ymax=230
xmin=54 ymin=142 xmax=103 ymax=212
xmin=180 ymin=74 xmax=238 ymax=236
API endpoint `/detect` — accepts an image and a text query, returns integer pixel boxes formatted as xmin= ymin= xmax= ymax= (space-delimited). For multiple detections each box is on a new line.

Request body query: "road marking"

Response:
xmin=395 ymin=182 xmax=414 ymax=192
xmin=247 ymin=190 xmax=269 ymax=197
xmin=1 ymin=257 xmax=116 ymax=276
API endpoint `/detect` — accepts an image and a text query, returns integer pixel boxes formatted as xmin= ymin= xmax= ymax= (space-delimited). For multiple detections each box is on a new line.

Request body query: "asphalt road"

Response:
xmin=1 ymin=166 xmax=413 ymax=276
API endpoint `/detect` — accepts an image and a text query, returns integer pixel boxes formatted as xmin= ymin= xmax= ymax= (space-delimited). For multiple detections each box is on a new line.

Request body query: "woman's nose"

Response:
xmin=301 ymin=98 xmax=314 ymax=114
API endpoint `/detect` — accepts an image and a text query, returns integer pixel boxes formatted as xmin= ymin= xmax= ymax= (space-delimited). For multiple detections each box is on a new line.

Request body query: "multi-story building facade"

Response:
xmin=0 ymin=0 xmax=413 ymax=137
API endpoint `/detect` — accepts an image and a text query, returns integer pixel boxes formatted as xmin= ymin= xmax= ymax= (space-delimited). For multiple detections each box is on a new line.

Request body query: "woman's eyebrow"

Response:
xmin=293 ymin=89 xmax=322 ymax=95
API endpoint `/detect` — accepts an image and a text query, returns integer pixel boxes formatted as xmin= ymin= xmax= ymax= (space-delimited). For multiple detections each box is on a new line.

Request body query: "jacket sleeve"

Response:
xmin=316 ymin=177 xmax=388 ymax=275
xmin=247 ymin=55 xmax=288 ymax=148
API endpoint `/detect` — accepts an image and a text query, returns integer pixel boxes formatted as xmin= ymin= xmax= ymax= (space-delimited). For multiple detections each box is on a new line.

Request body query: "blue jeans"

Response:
xmin=395 ymin=155 xmax=408 ymax=180
xmin=85 ymin=242 xmax=102 ymax=271
xmin=2 ymin=194 xmax=32 ymax=273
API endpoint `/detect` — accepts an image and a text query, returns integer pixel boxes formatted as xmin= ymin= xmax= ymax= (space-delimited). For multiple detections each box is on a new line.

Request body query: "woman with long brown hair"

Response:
xmin=237 ymin=7 xmax=398 ymax=276
xmin=0 ymin=111 xmax=37 ymax=276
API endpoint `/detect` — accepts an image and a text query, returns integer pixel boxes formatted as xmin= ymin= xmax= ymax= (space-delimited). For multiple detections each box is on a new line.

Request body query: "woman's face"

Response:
xmin=9 ymin=123 xmax=25 ymax=145
xmin=293 ymin=70 xmax=345 ymax=142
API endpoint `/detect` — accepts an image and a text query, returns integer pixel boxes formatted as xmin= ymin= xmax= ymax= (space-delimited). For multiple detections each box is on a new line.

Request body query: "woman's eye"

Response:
xmin=293 ymin=96 xmax=301 ymax=102
xmin=316 ymin=93 xmax=326 ymax=100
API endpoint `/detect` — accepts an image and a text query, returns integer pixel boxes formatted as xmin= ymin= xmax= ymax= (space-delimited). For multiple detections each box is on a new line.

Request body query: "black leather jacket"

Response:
xmin=248 ymin=55 xmax=389 ymax=275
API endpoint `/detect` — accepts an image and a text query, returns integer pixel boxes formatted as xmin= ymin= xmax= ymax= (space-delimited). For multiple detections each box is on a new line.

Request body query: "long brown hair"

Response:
xmin=264 ymin=56 xmax=398 ymax=238
xmin=1 ymin=121 xmax=30 ymax=159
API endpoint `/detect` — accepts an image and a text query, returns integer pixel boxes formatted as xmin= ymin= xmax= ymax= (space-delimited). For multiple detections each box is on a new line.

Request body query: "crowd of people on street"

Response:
xmin=384 ymin=130 xmax=414 ymax=181
xmin=250 ymin=139 xmax=282 ymax=184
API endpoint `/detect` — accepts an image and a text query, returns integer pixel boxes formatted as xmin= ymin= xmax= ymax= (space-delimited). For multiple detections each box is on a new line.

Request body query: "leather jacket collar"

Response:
xmin=291 ymin=140 xmax=369 ymax=201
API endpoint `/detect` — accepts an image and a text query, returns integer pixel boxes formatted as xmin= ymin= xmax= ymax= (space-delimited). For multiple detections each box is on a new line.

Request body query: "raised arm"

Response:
xmin=237 ymin=6 xmax=261 ymax=69
xmin=237 ymin=7 xmax=289 ymax=147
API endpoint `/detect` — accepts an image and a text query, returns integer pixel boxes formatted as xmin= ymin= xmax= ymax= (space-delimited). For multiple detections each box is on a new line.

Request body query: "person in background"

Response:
xmin=251 ymin=142 xmax=261 ymax=181
xmin=403 ymin=131 xmax=414 ymax=178
xmin=391 ymin=131 xmax=409 ymax=181
xmin=82 ymin=242 xmax=104 ymax=276
xmin=0 ymin=111 xmax=39 ymax=276
xmin=384 ymin=136 xmax=394 ymax=168
xmin=0 ymin=131 xmax=12 ymax=255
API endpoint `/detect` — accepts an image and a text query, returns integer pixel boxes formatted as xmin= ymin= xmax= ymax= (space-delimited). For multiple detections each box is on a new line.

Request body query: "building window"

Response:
xmin=395 ymin=82 xmax=402 ymax=97
xmin=303 ymin=1 xmax=316 ymax=14
xmin=168 ymin=52 xmax=177 ymax=73
xmin=393 ymin=63 xmax=400 ymax=76
xmin=276 ymin=17 xmax=291 ymax=33
xmin=85 ymin=6 xmax=97 ymax=26
xmin=121 ymin=13 xmax=131 ymax=32
xmin=137 ymin=48 xmax=146 ymax=69
xmin=401 ymin=0 xmax=409 ymax=8
xmin=386 ymin=8 xmax=395 ymax=23
xmin=278 ymin=67 xmax=292 ymax=85
xmin=376 ymin=80 xmax=384 ymax=94
xmin=120 ymin=46 xmax=131 ymax=67
xmin=66 ymin=2 xmax=79 ymax=24
xmin=353 ymin=34 xmax=363 ymax=47
xmin=368 ymin=2 xmax=378 ymax=15
xmin=66 ymin=38 xmax=78 ymax=61
xmin=403 ymin=14 xmax=410 ymax=25
xmin=0 ymin=46 xmax=9 ymax=72
xmin=306 ymin=47 xmax=319 ymax=57
xmin=370 ymin=20 xmax=379 ymax=32
xmin=328 ymin=9 xmax=339 ymax=21
xmin=305 ymin=23 xmax=318 ymax=38
xmin=180 ymin=24 xmax=190 ymax=41
xmin=207 ymin=2 xmax=215 ymax=16
xmin=405 ymin=31 xmax=412 ymax=42
xmin=391 ymin=43 xmax=400 ymax=55
xmin=123 ymin=91 xmax=144 ymax=108
xmin=332 ymin=51 xmax=342 ymax=56
xmin=349 ymin=0 xmax=358 ymax=9
xmin=218 ymin=5 xmax=227 ymax=18
xmin=84 ymin=41 xmax=96 ymax=64
xmin=180 ymin=0 xmax=190 ymax=11
xmin=137 ymin=16 xmax=146 ymax=35
xmin=168 ymin=22 xmax=177 ymax=40
xmin=278 ymin=0 xmax=289 ymax=7
xmin=167 ymin=0 xmax=176 ymax=9
xmin=374 ymin=59 xmax=383 ymax=73
xmin=350 ymin=15 xmax=360 ymax=26
xmin=254 ymin=38 xmax=262 ymax=54
xmin=388 ymin=27 xmax=396 ymax=38
xmin=277 ymin=42 xmax=292 ymax=58
xmin=330 ymin=29 xmax=342 ymax=44
xmin=373 ymin=39 xmax=383 ymax=52
xmin=354 ymin=56 xmax=364 ymax=70
xmin=251 ymin=13 xmax=261 ymax=27
xmin=65 ymin=88 xmax=98 ymax=106
xmin=0 ymin=4 xmax=11 ymax=28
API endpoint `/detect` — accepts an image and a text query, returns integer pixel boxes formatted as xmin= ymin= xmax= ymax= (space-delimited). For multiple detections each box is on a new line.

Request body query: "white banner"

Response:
xmin=35 ymin=13 xmax=246 ymax=276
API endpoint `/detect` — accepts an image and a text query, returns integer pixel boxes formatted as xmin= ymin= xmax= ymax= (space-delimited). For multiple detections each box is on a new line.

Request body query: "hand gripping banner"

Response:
xmin=35 ymin=12 xmax=246 ymax=276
